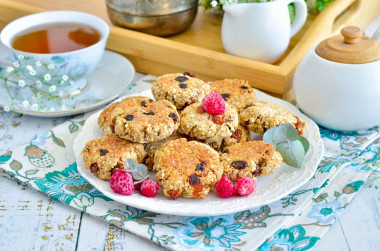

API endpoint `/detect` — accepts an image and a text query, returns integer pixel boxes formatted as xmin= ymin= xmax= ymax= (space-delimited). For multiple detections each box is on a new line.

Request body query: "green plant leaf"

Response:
xmin=136 ymin=164 xmax=148 ymax=176
xmin=263 ymin=127 xmax=276 ymax=147
xmin=298 ymin=136 xmax=310 ymax=153
xmin=125 ymin=159 xmax=149 ymax=181
xmin=131 ymin=164 xmax=148 ymax=181
xmin=263 ymin=123 xmax=310 ymax=169
xmin=272 ymin=123 xmax=299 ymax=144
xmin=126 ymin=159 xmax=136 ymax=169
xmin=277 ymin=140 xmax=305 ymax=168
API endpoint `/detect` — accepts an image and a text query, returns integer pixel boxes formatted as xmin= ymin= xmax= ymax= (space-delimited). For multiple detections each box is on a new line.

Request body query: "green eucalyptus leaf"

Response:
xmin=272 ymin=123 xmax=299 ymax=144
xmin=136 ymin=164 xmax=148 ymax=175
xmin=298 ymin=136 xmax=310 ymax=153
xmin=126 ymin=159 xmax=136 ymax=169
xmin=131 ymin=164 xmax=148 ymax=181
xmin=131 ymin=171 xmax=143 ymax=181
xmin=263 ymin=127 xmax=277 ymax=147
xmin=277 ymin=140 xmax=305 ymax=168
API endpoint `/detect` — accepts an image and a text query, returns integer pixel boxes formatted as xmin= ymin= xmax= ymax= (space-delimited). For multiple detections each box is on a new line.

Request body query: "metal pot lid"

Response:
xmin=106 ymin=0 xmax=198 ymax=16
xmin=316 ymin=26 xmax=380 ymax=64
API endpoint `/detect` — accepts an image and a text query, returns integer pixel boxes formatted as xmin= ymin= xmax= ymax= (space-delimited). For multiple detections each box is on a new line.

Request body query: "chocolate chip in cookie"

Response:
xmin=231 ymin=161 xmax=248 ymax=170
xmin=99 ymin=149 xmax=108 ymax=156
xmin=125 ymin=115 xmax=134 ymax=121
xmin=221 ymin=93 xmax=230 ymax=100
xmin=175 ymin=76 xmax=188 ymax=82
xmin=179 ymin=83 xmax=187 ymax=89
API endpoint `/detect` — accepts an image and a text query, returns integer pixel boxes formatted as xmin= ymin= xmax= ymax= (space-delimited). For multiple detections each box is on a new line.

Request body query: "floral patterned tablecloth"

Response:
xmin=0 ymin=76 xmax=379 ymax=251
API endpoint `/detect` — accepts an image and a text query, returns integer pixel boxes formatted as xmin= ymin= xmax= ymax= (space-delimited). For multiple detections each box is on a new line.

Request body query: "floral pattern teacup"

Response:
xmin=0 ymin=11 xmax=109 ymax=96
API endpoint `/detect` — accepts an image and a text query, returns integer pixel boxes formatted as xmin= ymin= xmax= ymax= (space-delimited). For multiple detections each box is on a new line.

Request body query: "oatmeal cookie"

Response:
xmin=98 ymin=102 xmax=120 ymax=135
xmin=209 ymin=125 xmax=250 ymax=151
xmin=240 ymin=101 xmax=306 ymax=135
xmin=210 ymin=79 xmax=256 ymax=112
xmin=154 ymin=138 xmax=223 ymax=199
xmin=112 ymin=97 xmax=180 ymax=143
xmin=221 ymin=141 xmax=283 ymax=181
xmin=152 ymin=73 xmax=211 ymax=110
xmin=178 ymin=102 xmax=238 ymax=144
xmin=143 ymin=133 xmax=184 ymax=171
xmin=81 ymin=134 xmax=146 ymax=180
xmin=99 ymin=96 xmax=152 ymax=135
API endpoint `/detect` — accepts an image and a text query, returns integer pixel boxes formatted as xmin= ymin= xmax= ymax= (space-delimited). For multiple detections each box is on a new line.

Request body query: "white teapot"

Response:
xmin=293 ymin=26 xmax=380 ymax=131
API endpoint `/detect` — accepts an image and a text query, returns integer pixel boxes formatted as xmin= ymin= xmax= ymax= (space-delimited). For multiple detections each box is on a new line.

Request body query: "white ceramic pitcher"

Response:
xmin=222 ymin=0 xmax=307 ymax=63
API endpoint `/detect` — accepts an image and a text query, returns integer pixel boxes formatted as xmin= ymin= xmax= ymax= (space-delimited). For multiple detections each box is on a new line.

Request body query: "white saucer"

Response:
xmin=0 ymin=50 xmax=135 ymax=117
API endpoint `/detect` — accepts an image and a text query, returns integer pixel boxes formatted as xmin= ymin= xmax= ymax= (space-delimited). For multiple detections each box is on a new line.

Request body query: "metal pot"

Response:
xmin=106 ymin=0 xmax=198 ymax=37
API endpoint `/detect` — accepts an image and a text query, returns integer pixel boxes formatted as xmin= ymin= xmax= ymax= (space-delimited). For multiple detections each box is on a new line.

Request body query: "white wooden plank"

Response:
xmin=0 ymin=113 xmax=69 ymax=152
xmin=0 ymin=110 xmax=80 ymax=250
xmin=76 ymin=213 xmax=164 ymax=251
xmin=313 ymin=219 xmax=350 ymax=251
xmin=0 ymin=176 xmax=81 ymax=251
xmin=339 ymin=183 xmax=380 ymax=251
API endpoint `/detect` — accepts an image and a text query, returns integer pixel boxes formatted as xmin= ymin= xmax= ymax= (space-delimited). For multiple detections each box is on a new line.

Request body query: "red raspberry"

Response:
xmin=110 ymin=170 xmax=134 ymax=195
xmin=202 ymin=92 xmax=225 ymax=115
xmin=133 ymin=177 xmax=149 ymax=191
xmin=215 ymin=176 xmax=236 ymax=198
xmin=236 ymin=177 xmax=256 ymax=196
xmin=140 ymin=180 xmax=160 ymax=198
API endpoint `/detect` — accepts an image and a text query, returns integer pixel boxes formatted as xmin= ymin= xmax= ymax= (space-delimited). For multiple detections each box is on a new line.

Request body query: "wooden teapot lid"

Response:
xmin=316 ymin=26 xmax=380 ymax=64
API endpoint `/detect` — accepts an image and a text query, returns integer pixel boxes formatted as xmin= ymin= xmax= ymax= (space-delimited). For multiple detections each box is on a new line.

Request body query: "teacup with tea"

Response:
xmin=0 ymin=11 xmax=110 ymax=96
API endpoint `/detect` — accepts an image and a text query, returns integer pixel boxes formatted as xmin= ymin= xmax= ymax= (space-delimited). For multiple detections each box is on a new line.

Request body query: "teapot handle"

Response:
xmin=286 ymin=0 xmax=308 ymax=38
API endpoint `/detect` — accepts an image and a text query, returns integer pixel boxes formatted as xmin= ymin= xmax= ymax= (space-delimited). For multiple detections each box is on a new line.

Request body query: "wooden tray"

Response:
xmin=0 ymin=0 xmax=379 ymax=98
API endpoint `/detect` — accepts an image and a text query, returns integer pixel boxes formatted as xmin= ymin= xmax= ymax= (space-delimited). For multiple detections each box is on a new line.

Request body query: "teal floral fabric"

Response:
xmin=0 ymin=76 xmax=379 ymax=251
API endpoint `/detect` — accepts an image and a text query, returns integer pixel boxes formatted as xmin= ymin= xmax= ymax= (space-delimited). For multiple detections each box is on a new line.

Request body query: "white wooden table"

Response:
xmin=1 ymin=19 xmax=380 ymax=251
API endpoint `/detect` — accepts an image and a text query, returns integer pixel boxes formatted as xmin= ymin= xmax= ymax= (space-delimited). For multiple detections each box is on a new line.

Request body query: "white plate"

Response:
xmin=0 ymin=50 xmax=135 ymax=117
xmin=74 ymin=89 xmax=324 ymax=216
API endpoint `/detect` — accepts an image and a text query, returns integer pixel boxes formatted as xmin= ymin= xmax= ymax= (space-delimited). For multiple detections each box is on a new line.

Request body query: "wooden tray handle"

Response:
xmin=282 ymin=0 xmax=362 ymax=103
xmin=281 ymin=0 xmax=360 ymax=72
xmin=331 ymin=0 xmax=362 ymax=35
xmin=0 ymin=1 xmax=45 ymax=22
